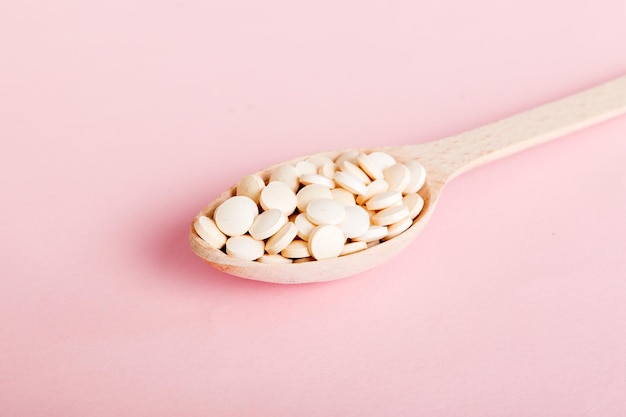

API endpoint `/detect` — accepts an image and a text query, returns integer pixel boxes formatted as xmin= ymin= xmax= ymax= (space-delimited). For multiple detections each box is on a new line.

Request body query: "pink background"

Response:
xmin=2 ymin=1 xmax=626 ymax=416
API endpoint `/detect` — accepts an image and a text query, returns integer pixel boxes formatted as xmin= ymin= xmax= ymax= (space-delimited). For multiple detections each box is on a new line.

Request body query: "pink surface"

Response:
xmin=2 ymin=1 xmax=626 ymax=415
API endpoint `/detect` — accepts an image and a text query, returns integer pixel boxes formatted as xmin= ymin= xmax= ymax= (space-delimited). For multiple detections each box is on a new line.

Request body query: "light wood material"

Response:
xmin=190 ymin=75 xmax=626 ymax=284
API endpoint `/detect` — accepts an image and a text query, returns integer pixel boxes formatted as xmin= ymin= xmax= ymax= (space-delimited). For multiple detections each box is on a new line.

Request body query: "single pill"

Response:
xmin=281 ymin=239 xmax=311 ymax=258
xmin=295 ymin=213 xmax=316 ymax=240
xmin=194 ymin=215 xmax=227 ymax=249
xmin=265 ymin=222 xmax=298 ymax=255
xmin=300 ymin=174 xmax=335 ymax=189
xmin=335 ymin=150 xmax=359 ymax=165
xmin=225 ymin=235 xmax=265 ymax=260
xmin=357 ymin=153 xmax=384 ymax=180
xmin=352 ymin=225 xmax=389 ymax=242
xmin=306 ymin=198 xmax=346 ymax=225
xmin=331 ymin=188 xmax=356 ymax=206
xmin=297 ymin=184 xmax=333 ymax=212
xmin=384 ymin=163 xmax=411 ymax=192
xmin=319 ymin=161 xmax=337 ymax=179
xmin=340 ymin=160 xmax=371 ymax=184
xmin=306 ymin=155 xmax=334 ymax=168
xmin=236 ymin=174 xmax=265 ymax=204
xmin=367 ymin=151 xmax=396 ymax=170
xmin=403 ymin=193 xmax=425 ymax=219
xmin=214 ymin=196 xmax=259 ymax=236
xmin=404 ymin=160 xmax=427 ymax=193
xmin=337 ymin=205 xmax=370 ymax=239
xmin=257 ymin=254 xmax=293 ymax=264
xmin=340 ymin=241 xmax=368 ymax=256
xmin=356 ymin=179 xmax=389 ymax=205
xmin=372 ymin=204 xmax=410 ymax=226
xmin=260 ymin=181 xmax=297 ymax=215
xmin=269 ymin=164 xmax=300 ymax=192
xmin=293 ymin=256 xmax=315 ymax=263
xmin=383 ymin=217 xmax=413 ymax=240
xmin=366 ymin=191 xmax=403 ymax=210
xmin=334 ymin=171 xmax=367 ymax=196
xmin=295 ymin=160 xmax=317 ymax=176
xmin=308 ymin=225 xmax=346 ymax=260
xmin=249 ymin=209 xmax=288 ymax=240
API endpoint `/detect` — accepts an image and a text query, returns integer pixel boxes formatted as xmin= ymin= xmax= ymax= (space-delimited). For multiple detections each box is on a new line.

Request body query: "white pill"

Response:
xmin=384 ymin=163 xmax=411 ymax=193
xmin=295 ymin=160 xmax=317 ymax=176
xmin=356 ymin=179 xmax=389 ymax=205
xmin=265 ymin=222 xmax=298 ymax=255
xmin=337 ymin=205 xmax=371 ymax=239
xmin=340 ymin=160 xmax=371 ymax=185
xmin=334 ymin=171 xmax=367 ymax=196
xmin=236 ymin=174 xmax=265 ymax=204
xmin=372 ymin=204 xmax=410 ymax=226
xmin=403 ymin=193 xmax=425 ymax=219
xmin=260 ymin=181 xmax=297 ymax=215
xmin=366 ymin=191 xmax=403 ymax=210
xmin=214 ymin=196 xmax=259 ymax=236
xmin=319 ymin=161 xmax=337 ymax=179
xmin=296 ymin=184 xmax=333 ymax=212
xmin=249 ymin=209 xmax=288 ymax=240
xmin=257 ymin=254 xmax=293 ymax=264
xmin=308 ymin=225 xmax=346 ymax=260
xmin=331 ymin=188 xmax=356 ymax=206
xmin=383 ymin=217 xmax=413 ymax=240
xmin=269 ymin=164 xmax=300 ymax=192
xmin=294 ymin=213 xmax=316 ymax=240
xmin=367 ymin=151 xmax=396 ymax=170
xmin=225 ymin=235 xmax=265 ymax=260
xmin=194 ymin=215 xmax=227 ymax=249
xmin=306 ymin=198 xmax=346 ymax=225
xmin=300 ymin=174 xmax=335 ymax=189
xmin=404 ymin=160 xmax=427 ymax=193
xmin=340 ymin=241 xmax=368 ymax=256
xmin=335 ymin=150 xmax=359 ymax=165
xmin=306 ymin=155 xmax=334 ymax=168
xmin=281 ymin=239 xmax=311 ymax=258
xmin=357 ymin=153 xmax=384 ymax=180
xmin=352 ymin=225 xmax=389 ymax=242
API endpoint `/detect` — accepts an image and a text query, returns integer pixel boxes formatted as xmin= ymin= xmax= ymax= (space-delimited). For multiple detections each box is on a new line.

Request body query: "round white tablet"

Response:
xmin=319 ymin=161 xmax=337 ymax=179
xmin=306 ymin=155 xmax=334 ymax=168
xmin=372 ymin=204 xmax=410 ymax=226
xmin=308 ymin=225 xmax=346 ymax=260
xmin=194 ymin=215 xmax=227 ymax=249
xmin=265 ymin=222 xmax=298 ymax=255
xmin=367 ymin=151 xmax=396 ymax=170
xmin=404 ymin=160 xmax=427 ymax=193
xmin=403 ymin=193 xmax=425 ymax=219
xmin=352 ymin=225 xmax=388 ymax=242
xmin=306 ymin=198 xmax=346 ymax=225
xmin=340 ymin=160 xmax=371 ymax=184
xmin=383 ymin=217 xmax=413 ymax=240
xmin=357 ymin=153 xmax=384 ymax=180
xmin=330 ymin=188 xmax=356 ymax=206
xmin=294 ymin=213 xmax=316 ymax=240
xmin=365 ymin=191 xmax=403 ymax=211
xmin=257 ymin=254 xmax=293 ymax=264
xmin=269 ymin=164 xmax=300 ymax=192
xmin=334 ymin=171 xmax=367 ymax=196
xmin=225 ymin=235 xmax=265 ymax=260
xmin=213 ymin=196 xmax=259 ymax=236
xmin=281 ymin=240 xmax=311 ymax=258
xmin=334 ymin=150 xmax=359 ymax=165
xmin=337 ymin=205 xmax=371 ymax=238
xmin=248 ymin=209 xmax=288 ymax=240
xmin=356 ymin=179 xmax=389 ymax=205
xmin=384 ymin=163 xmax=411 ymax=193
xmin=296 ymin=184 xmax=333 ymax=212
xmin=260 ymin=181 xmax=297 ymax=215
xmin=236 ymin=174 xmax=265 ymax=204
xmin=299 ymin=174 xmax=335 ymax=189
xmin=295 ymin=160 xmax=317 ymax=176
xmin=340 ymin=241 xmax=368 ymax=256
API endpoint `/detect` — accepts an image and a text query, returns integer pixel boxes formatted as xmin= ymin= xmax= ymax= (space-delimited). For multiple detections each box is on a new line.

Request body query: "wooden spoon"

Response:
xmin=190 ymin=75 xmax=626 ymax=284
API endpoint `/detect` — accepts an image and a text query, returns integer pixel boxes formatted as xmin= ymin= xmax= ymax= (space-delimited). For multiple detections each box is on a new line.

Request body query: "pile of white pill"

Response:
xmin=193 ymin=150 xmax=426 ymax=264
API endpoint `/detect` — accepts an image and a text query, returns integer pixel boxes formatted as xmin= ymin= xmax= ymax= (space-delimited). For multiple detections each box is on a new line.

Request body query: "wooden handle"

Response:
xmin=418 ymin=75 xmax=626 ymax=180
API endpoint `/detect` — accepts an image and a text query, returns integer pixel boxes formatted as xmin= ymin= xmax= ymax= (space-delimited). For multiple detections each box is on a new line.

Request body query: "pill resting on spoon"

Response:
xmin=189 ymin=75 xmax=626 ymax=283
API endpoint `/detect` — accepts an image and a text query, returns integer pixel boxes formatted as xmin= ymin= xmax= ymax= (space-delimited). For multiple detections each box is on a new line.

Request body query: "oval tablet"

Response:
xmin=319 ymin=161 xmax=337 ymax=179
xmin=249 ymin=209 xmax=288 ymax=240
xmin=300 ymin=174 xmax=335 ymax=189
xmin=294 ymin=213 xmax=316 ymax=240
xmin=367 ymin=151 xmax=396 ymax=170
xmin=269 ymin=164 xmax=300 ymax=192
xmin=297 ymin=184 xmax=333 ymax=212
xmin=357 ymin=153 xmax=384 ymax=180
xmin=260 ymin=181 xmax=297 ymax=215
xmin=308 ymin=225 xmax=346 ymax=260
xmin=384 ymin=163 xmax=411 ymax=193
xmin=383 ymin=217 xmax=413 ymax=240
xmin=331 ymin=188 xmax=356 ymax=206
xmin=194 ymin=215 xmax=227 ymax=249
xmin=306 ymin=198 xmax=346 ymax=225
xmin=213 ymin=196 xmax=259 ymax=236
xmin=337 ymin=205 xmax=370 ymax=238
xmin=281 ymin=240 xmax=311 ymax=259
xmin=356 ymin=179 xmax=389 ymax=205
xmin=334 ymin=171 xmax=367 ymax=196
xmin=372 ymin=204 xmax=410 ymax=226
xmin=265 ymin=222 xmax=298 ymax=255
xmin=404 ymin=160 xmax=427 ymax=193
xmin=403 ymin=193 xmax=425 ymax=219
xmin=225 ymin=235 xmax=265 ymax=260
xmin=295 ymin=160 xmax=317 ymax=176
xmin=340 ymin=160 xmax=371 ymax=185
xmin=365 ymin=191 xmax=403 ymax=211
xmin=236 ymin=174 xmax=265 ymax=204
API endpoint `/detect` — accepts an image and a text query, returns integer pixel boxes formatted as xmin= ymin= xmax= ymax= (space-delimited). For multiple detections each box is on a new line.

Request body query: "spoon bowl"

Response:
xmin=190 ymin=75 xmax=626 ymax=283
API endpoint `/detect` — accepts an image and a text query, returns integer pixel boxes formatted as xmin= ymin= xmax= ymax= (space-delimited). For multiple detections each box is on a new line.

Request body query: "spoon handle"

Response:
xmin=414 ymin=75 xmax=626 ymax=181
